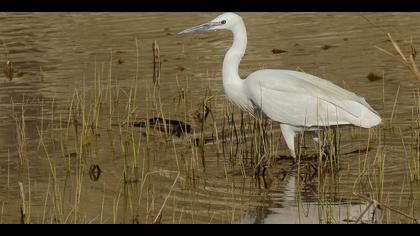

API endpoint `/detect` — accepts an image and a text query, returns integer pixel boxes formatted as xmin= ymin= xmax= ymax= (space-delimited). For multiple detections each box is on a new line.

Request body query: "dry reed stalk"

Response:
xmin=375 ymin=33 xmax=420 ymax=81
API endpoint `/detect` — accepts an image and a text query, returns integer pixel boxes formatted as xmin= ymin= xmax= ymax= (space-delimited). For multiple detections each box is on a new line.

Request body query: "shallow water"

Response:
xmin=0 ymin=12 xmax=419 ymax=223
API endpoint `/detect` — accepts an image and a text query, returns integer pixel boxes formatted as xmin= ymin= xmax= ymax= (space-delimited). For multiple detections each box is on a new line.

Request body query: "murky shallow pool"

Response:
xmin=0 ymin=12 xmax=419 ymax=224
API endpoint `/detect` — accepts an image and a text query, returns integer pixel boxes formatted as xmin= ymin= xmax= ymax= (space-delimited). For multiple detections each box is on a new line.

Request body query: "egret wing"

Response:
xmin=245 ymin=69 xmax=376 ymax=127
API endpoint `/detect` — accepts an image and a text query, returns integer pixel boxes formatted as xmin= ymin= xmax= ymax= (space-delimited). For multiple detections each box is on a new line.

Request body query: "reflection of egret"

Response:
xmin=178 ymin=13 xmax=381 ymax=159
xmin=241 ymin=172 xmax=378 ymax=224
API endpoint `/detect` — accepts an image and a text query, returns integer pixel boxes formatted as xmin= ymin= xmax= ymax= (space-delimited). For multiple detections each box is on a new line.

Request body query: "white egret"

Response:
xmin=177 ymin=12 xmax=381 ymax=159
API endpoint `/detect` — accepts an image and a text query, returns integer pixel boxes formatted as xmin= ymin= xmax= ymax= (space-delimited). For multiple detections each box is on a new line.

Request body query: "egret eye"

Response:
xmin=221 ymin=20 xmax=226 ymax=24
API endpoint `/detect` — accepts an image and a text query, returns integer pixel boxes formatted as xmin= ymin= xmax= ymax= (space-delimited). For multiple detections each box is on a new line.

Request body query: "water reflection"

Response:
xmin=245 ymin=171 xmax=378 ymax=224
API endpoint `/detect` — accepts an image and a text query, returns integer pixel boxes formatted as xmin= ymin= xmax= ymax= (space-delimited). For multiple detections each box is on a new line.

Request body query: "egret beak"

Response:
xmin=177 ymin=22 xmax=221 ymax=35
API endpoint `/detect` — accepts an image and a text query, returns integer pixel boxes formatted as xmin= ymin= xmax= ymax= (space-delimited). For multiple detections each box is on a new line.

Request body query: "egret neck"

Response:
xmin=222 ymin=21 xmax=247 ymax=85
xmin=222 ymin=20 xmax=248 ymax=108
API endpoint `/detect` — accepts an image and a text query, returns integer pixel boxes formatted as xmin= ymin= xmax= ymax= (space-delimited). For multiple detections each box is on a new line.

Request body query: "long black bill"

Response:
xmin=177 ymin=22 xmax=220 ymax=35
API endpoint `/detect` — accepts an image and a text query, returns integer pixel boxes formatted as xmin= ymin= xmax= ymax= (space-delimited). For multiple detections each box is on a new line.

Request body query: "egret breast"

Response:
xmin=223 ymin=82 xmax=255 ymax=115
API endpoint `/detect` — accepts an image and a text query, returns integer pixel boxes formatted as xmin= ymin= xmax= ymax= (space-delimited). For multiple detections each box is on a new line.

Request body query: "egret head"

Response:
xmin=177 ymin=12 xmax=242 ymax=35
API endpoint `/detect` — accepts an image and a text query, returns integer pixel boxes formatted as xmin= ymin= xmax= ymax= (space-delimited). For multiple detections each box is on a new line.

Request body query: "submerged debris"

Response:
xmin=193 ymin=136 xmax=215 ymax=146
xmin=3 ymin=60 xmax=14 ymax=81
xmin=89 ymin=164 xmax=102 ymax=182
xmin=131 ymin=117 xmax=193 ymax=137
xmin=411 ymin=44 xmax=417 ymax=60
xmin=321 ymin=44 xmax=336 ymax=50
xmin=367 ymin=72 xmax=383 ymax=82
xmin=271 ymin=48 xmax=287 ymax=54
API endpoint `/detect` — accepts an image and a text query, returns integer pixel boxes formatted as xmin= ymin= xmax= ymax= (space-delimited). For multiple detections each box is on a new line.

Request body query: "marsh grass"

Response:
xmin=375 ymin=33 xmax=420 ymax=81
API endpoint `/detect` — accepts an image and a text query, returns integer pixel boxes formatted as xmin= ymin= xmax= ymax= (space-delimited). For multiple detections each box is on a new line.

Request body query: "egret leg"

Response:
xmin=280 ymin=124 xmax=297 ymax=160
xmin=311 ymin=130 xmax=337 ymax=158
xmin=311 ymin=131 xmax=330 ymax=157
xmin=311 ymin=131 xmax=321 ymax=145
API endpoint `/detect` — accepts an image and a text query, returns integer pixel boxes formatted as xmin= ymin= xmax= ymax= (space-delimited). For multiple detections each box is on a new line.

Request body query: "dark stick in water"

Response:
xmin=131 ymin=117 xmax=193 ymax=137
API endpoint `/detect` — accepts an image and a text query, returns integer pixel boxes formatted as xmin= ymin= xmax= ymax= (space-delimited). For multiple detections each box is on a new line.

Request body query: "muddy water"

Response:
xmin=0 ymin=12 xmax=420 ymax=223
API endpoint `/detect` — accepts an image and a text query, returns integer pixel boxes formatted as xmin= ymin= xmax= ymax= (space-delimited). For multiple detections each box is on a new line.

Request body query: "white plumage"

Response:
xmin=244 ymin=69 xmax=381 ymax=128
xmin=178 ymin=12 xmax=381 ymax=159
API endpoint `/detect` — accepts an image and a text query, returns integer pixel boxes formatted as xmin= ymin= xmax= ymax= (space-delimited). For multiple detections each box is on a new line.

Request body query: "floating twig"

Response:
xmin=353 ymin=192 xmax=419 ymax=224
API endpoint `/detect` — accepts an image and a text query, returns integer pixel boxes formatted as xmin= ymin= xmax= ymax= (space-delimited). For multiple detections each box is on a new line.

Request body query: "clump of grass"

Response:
xmin=11 ymin=100 xmax=28 ymax=167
